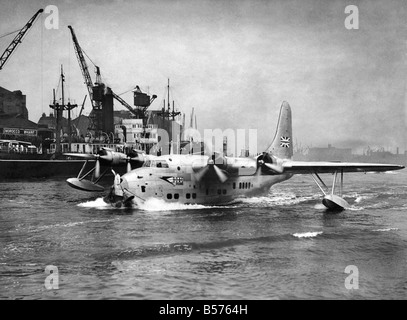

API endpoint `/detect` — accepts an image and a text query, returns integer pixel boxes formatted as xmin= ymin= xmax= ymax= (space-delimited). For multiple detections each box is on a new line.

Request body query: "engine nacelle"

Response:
xmin=99 ymin=150 xmax=127 ymax=166
xmin=192 ymin=153 xmax=227 ymax=171
xmin=257 ymin=152 xmax=283 ymax=174
xmin=192 ymin=154 xmax=257 ymax=176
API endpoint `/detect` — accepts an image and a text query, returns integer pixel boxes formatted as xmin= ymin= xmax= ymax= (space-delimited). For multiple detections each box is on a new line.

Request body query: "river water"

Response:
xmin=1 ymin=170 xmax=406 ymax=300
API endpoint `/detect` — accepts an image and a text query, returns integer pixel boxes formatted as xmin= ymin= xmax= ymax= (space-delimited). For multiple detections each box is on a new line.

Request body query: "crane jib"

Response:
xmin=0 ymin=9 xmax=44 ymax=71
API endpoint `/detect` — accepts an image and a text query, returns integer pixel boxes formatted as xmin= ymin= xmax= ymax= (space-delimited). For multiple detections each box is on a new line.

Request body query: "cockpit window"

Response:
xmin=142 ymin=160 xmax=169 ymax=168
xmin=155 ymin=161 xmax=169 ymax=168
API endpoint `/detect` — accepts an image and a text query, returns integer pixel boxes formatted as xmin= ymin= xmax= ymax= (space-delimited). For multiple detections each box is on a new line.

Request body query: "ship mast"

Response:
xmin=167 ymin=78 xmax=170 ymax=114
xmin=49 ymin=65 xmax=77 ymax=154
xmin=50 ymin=68 xmax=63 ymax=155
xmin=164 ymin=78 xmax=181 ymax=121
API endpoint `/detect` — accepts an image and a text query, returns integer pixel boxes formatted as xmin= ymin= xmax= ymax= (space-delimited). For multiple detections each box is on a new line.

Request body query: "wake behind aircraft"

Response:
xmin=65 ymin=102 xmax=404 ymax=210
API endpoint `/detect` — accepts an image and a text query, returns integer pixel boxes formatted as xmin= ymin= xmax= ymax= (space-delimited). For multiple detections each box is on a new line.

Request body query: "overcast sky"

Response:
xmin=0 ymin=0 xmax=406 ymax=154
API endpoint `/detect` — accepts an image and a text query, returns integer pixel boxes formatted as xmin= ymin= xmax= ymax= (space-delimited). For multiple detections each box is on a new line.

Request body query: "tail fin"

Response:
xmin=268 ymin=101 xmax=293 ymax=159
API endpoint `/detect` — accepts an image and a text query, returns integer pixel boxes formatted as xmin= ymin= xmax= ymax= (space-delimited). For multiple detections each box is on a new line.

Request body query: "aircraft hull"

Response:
xmin=114 ymin=168 xmax=293 ymax=206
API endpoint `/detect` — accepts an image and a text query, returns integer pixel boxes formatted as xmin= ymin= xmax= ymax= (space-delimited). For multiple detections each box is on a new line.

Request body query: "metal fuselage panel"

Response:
xmin=119 ymin=155 xmax=293 ymax=205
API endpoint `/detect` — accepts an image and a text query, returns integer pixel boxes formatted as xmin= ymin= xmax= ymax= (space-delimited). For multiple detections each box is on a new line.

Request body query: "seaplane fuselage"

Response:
xmin=112 ymin=154 xmax=293 ymax=206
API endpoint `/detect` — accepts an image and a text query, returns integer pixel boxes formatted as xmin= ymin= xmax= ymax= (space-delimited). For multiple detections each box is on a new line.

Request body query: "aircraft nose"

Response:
xmin=120 ymin=176 xmax=129 ymax=190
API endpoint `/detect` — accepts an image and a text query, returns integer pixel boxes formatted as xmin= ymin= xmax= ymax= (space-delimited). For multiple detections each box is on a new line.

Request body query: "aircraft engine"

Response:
xmin=192 ymin=153 xmax=229 ymax=182
xmin=63 ymin=148 xmax=142 ymax=179
xmin=257 ymin=152 xmax=284 ymax=174
xmin=98 ymin=150 xmax=125 ymax=166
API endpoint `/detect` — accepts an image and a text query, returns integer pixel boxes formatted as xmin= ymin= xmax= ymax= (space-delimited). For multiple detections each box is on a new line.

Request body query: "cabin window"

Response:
xmin=239 ymin=183 xmax=242 ymax=189
xmin=186 ymin=193 xmax=191 ymax=199
xmin=167 ymin=194 xmax=172 ymax=199
xmin=233 ymin=182 xmax=236 ymax=189
xmin=222 ymin=189 xmax=227 ymax=195
xmin=217 ymin=189 xmax=221 ymax=195
xmin=141 ymin=186 xmax=146 ymax=193
xmin=192 ymin=193 xmax=197 ymax=199
xmin=174 ymin=194 xmax=179 ymax=200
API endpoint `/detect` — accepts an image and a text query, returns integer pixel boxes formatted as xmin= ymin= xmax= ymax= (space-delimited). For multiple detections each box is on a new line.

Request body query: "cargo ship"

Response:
xmin=0 ymin=139 xmax=126 ymax=180
xmin=0 ymin=78 xmax=191 ymax=180
xmin=0 ymin=70 xmax=196 ymax=180
xmin=0 ymin=14 xmax=201 ymax=181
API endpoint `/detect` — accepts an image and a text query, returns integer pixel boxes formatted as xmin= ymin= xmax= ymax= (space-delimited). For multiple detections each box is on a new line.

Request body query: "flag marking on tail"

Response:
xmin=280 ymin=136 xmax=291 ymax=148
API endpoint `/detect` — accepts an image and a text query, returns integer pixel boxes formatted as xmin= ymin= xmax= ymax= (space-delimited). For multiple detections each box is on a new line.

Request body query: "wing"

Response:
xmin=63 ymin=153 xmax=96 ymax=159
xmin=281 ymin=161 xmax=404 ymax=174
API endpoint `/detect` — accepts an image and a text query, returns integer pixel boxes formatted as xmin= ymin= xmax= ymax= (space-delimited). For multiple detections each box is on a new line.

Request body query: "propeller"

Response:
xmin=95 ymin=154 xmax=101 ymax=178
xmin=194 ymin=153 xmax=229 ymax=183
xmin=213 ymin=163 xmax=228 ymax=183
xmin=194 ymin=164 xmax=210 ymax=181
xmin=64 ymin=147 xmax=144 ymax=179
xmin=106 ymin=169 xmax=135 ymax=207
xmin=63 ymin=152 xmax=102 ymax=178
xmin=126 ymin=156 xmax=132 ymax=173
xmin=257 ymin=152 xmax=284 ymax=174
xmin=262 ymin=162 xmax=284 ymax=174
xmin=94 ymin=148 xmax=114 ymax=179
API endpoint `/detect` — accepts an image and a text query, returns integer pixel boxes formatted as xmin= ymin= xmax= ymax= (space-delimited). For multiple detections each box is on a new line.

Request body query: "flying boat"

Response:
xmin=65 ymin=102 xmax=404 ymax=210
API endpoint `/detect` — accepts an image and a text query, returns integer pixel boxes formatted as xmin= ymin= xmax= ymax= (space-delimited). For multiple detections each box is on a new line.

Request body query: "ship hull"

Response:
xmin=0 ymin=159 xmax=95 ymax=180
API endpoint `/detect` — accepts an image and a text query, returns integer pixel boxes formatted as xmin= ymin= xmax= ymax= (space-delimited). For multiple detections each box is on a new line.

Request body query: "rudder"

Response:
xmin=268 ymin=101 xmax=293 ymax=159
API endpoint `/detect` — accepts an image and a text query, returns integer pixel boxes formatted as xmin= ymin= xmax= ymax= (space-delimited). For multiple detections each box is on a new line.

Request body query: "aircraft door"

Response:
xmin=157 ymin=185 xmax=164 ymax=197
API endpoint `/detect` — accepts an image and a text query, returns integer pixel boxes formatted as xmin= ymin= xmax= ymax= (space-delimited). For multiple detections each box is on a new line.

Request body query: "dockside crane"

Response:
xmin=68 ymin=27 xmax=156 ymax=116
xmin=68 ymin=25 xmax=157 ymax=145
xmin=68 ymin=25 xmax=103 ymax=135
xmin=0 ymin=9 xmax=43 ymax=71
xmin=112 ymin=88 xmax=156 ymax=120
xmin=68 ymin=26 xmax=95 ymax=98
